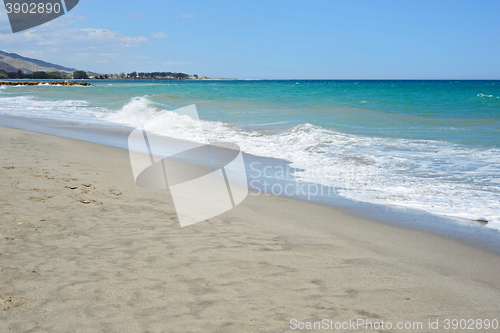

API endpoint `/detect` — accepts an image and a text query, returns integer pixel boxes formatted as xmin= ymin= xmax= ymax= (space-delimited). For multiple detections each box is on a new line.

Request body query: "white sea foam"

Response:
xmin=37 ymin=83 xmax=67 ymax=87
xmin=1 ymin=93 xmax=499 ymax=230
xmin=0 ymin=95 xmax=106 ymax=123
xmin=478 ymin=93 xmax=499 ymax=98
xmin=106 ymin=97 xmax=500 ymax=230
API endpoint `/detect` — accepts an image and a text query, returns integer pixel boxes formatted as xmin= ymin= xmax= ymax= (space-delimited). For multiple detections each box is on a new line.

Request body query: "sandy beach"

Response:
xmin=1 ymin=126 xmax=499 ymax=332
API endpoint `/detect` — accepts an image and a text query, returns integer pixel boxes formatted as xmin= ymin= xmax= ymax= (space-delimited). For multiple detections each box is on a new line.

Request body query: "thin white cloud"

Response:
xmin=40 ymin=12 xmax=86 ymax=31
xmin=0 ymin=27 xmax=149 ymax=58
xmin=37 ymin=40 xmax=58 ymax=46
xmin=99 ymin=53 xmax=120 ymax=57
xmin=0 ymin=13 xmax=183 ymax=73
xmin=151 ymin=32 xmax=168 ymax=38
xmin=180 ymin=13 xmax=196 ymax=19
xmin=75 ymin=28 xmax=149 ymax=47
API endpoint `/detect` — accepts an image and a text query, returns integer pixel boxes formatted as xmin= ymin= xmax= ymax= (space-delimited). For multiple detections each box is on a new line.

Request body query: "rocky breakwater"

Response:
xmin=0 ymin=81 xmax=93 ymax=86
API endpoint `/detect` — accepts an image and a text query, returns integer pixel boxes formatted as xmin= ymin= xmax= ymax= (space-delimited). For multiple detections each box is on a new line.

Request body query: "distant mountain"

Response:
xmin=0 ymin=60 xmax=18 ymax=72
xmin=0 ymin=50 xmax=77 ymax=75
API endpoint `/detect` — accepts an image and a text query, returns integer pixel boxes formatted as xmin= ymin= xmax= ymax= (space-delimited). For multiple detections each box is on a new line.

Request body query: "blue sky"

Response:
xmin=1 ymin=0 xmax=499 ymax=79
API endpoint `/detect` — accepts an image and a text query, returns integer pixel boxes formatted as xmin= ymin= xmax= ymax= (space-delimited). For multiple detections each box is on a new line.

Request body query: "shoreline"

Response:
xmin=1 ymin=126 xmax=500 ymax=331
xmin=1 ymin=114 xmax=500 ymax=254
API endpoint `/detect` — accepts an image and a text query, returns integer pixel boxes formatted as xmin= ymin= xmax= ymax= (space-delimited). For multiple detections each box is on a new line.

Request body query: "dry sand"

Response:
xmin=1 ymin=127 xmax=499 ymax=332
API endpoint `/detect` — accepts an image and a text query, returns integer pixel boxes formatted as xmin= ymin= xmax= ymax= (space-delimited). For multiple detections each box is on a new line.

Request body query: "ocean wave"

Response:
xmin=0 ymin=95 xmax=105 ymax=123
xmin=477 ymin=93 xmax=499 ymax=98
xmin=37 ymin=83 xmax=67 ymax=87
xmin=106 ymin=96 xmax=500 ymax=230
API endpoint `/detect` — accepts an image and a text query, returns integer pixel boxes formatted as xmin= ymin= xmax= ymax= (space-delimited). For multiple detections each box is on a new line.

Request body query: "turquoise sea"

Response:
xmin=1 ymin=80 xmax=499 ymax=230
